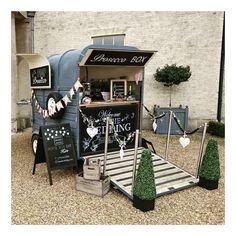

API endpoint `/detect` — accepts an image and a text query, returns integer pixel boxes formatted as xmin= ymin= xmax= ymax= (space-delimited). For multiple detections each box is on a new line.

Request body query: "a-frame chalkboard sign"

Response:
xmin=32 ymin=123 xmax=78 ymax=185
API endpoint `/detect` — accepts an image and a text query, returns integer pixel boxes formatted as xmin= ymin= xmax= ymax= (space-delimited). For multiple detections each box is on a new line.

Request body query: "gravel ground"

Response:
xmin=11 ymin=128 xmax=225 ymax=225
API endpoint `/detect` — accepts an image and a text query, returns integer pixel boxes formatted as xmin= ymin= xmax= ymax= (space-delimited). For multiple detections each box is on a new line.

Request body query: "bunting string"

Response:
xmin=32 ymin=78 xmax=83 ymax=118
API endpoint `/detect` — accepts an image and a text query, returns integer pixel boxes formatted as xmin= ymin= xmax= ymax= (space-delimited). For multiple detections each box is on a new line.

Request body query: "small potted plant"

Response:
xmin=198 ymin=139 xmax=220 ymax=190
xmin=133 ymin=149 xmax=156 ymax=212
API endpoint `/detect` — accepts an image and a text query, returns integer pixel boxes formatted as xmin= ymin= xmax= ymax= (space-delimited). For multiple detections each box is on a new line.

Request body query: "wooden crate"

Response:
xmin=83 ymin=158 xmax=101 ymax=180
xmin=75 ymin=173 xmax=110 ymax=197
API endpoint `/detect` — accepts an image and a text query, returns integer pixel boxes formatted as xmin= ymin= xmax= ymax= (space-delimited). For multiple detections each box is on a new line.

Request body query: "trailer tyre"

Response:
xmin=46 ymin=92 xmax=65 ymax=119
xmin=31 ymin=134 xmax=39 ymax=156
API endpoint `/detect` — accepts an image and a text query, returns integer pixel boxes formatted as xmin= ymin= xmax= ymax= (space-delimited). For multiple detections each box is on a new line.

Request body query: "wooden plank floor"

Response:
xmin=83 ymin=147 xmax=199 ymax=200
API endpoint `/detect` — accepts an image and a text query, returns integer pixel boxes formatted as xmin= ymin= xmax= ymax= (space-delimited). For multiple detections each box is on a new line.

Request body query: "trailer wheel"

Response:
xmin=46 ymin=92 xmax=65 ymax=119
xmin=31 ymin=134 xmax=39 ymax=156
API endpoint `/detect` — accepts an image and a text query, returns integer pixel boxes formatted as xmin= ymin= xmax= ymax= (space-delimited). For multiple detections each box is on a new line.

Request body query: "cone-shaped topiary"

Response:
xmin=133 ymin=149 xmax=156 ymax=200
xmin=198 ymin=139 xmax=220 ymax=190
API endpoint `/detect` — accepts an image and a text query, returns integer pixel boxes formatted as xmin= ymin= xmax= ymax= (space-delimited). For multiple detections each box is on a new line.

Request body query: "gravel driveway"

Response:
xmin=11 ymin=128 xmax=224 ymax=224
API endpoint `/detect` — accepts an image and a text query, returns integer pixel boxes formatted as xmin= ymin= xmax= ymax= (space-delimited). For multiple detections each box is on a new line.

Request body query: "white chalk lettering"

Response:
xmin=97 ymin=122 xmax=131 ymax=135
xmin=130 ymin=56 xmax=147 ymax=63
xmin=90 ymin=54 xmax=127 ymax=63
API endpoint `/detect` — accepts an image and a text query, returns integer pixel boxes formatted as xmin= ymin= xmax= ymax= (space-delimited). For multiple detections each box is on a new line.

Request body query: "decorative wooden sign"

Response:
xmin=83 ymin=49 xmax=154 ymax=66
xmin=33 ymin=123 xmax=78 ymax=185
xmin=30 ymin=65 xmax=51 ymax=89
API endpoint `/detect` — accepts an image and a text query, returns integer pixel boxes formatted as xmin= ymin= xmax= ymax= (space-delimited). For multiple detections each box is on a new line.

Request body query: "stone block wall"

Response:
xmin=32 ymin=11 xmax=224 ymax=130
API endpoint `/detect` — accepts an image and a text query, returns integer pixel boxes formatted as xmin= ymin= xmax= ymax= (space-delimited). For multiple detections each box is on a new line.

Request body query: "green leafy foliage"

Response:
xmin=133 ymin=149 xmax=156 ymax=200
xmin=199 ymin=139 xmax=220 ymax=181
xmin=207 ymin=121 xmax=225 ymax=138
xmin=154 ymin=64 xmax=191 ymax=87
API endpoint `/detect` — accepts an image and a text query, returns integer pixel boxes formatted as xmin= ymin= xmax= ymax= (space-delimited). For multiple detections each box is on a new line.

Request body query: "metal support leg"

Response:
xmin=103 ymin=117 xmax=109 ymax=176
xmin=195 ymin=123 xmax=208 ymax=178
xmin=131 ymin=129 xmax=139 ymax=195
xmin=165 ymin=110 xmax=173 ymax=160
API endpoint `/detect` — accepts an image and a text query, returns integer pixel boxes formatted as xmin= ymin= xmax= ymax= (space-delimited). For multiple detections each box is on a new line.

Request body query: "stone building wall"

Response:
xmin=31 ymin=11 xmax=224 ymax=129
xmin=11 ymin=12 xmax=33 ymax=132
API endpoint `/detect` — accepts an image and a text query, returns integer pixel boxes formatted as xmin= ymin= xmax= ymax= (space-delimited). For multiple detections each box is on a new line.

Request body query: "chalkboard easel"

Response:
xmin=33 ymin=123 xmax=78 ymax=185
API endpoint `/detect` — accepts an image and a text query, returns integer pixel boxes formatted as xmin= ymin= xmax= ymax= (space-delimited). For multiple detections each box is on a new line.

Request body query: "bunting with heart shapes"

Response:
xmin=32 ymin=78 xmax=83 ymax=118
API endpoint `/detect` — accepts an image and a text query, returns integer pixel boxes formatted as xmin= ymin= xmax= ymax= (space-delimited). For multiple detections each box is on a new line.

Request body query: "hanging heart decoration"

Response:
xmin=120 ymin=146 xmax=124 ymax=160
xmin=86 ymin=127 xmax=98 ymax=138
xmin=152 ymin=121 xmax=157 ymax=132
xmin=179 ymin=136 xmax=190 ymax=148
xmin=134 ymin=71 xmax=142 ymax=85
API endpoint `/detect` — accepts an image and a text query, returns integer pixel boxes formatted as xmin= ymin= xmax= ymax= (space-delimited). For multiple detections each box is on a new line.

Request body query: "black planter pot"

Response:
xmin=198 ymin=176 xmax=219 ymax=190
xmin=133 ymin=195 xmax=155 ymax=212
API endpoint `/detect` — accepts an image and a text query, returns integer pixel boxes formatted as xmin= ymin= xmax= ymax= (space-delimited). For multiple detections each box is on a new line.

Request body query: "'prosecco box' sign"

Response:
xmin=84 ymin=49 xmax=154 ymax=66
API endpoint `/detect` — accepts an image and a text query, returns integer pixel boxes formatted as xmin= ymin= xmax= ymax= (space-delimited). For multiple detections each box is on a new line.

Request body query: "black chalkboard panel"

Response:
xmin=84 ymin=49 xmax=154 ymax=66
xmin=80 ymin=103 xmax=139 ymax=156
xmin=30 ymin=65 xmax=50 ymax=89
xmin=33 ymin=123 xmax=78 ymax=185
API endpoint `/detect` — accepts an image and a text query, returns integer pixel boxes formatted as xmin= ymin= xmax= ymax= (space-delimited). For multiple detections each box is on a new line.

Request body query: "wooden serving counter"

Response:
xmin=79 ymin=100 xmax=140 ymax=107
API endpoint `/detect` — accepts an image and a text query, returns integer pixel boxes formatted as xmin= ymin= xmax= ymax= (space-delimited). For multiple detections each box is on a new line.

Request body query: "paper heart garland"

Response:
xmin=86 ymin=127 xmax=98 ymax=138
xmin=179 ymin=136 xmax=190 ymax=148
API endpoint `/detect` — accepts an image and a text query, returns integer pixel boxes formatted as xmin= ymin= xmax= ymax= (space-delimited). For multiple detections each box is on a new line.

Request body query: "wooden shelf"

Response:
xmin=79 ymin=100 xmax=140 ymax=107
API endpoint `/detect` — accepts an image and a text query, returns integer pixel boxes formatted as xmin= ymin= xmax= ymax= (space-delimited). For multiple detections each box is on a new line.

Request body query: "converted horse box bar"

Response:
xmin=22 ymin=45 xmax=155 ymax=160
xmin=19 ymin=45 xmax=201 ymax=199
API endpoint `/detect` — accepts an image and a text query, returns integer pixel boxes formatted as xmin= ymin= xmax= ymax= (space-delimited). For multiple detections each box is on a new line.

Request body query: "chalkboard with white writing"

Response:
xmin=84 ymin=49 xmax=154 ymax=66
xmin=33 ymin=123 xmax=78 ymax=185
xmin=80 ymin=103 xmax=139 ymax=156
xmin=30 ymin=65 xmax=50 ymax=89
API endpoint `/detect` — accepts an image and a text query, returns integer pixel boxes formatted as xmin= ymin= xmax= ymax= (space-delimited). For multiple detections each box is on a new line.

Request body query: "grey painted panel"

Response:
xmin=58 ymin=49 xmax=81 ymax=88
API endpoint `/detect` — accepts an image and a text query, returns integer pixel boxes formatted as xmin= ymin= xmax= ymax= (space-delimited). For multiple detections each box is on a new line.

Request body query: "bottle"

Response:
xmin=128 ymin=85 xmax=132 ymax=97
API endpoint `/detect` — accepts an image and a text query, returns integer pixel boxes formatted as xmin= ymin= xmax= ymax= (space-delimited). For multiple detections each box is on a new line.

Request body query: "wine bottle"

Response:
xmin=128 ymin=85 xmax=132 ymax=97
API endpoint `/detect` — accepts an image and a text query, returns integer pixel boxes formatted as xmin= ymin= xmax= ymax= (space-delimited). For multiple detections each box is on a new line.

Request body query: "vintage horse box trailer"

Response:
xmin=22 ymin=44 xmax=155 ymax=160
xmin=18 ymin=45 xmax=201 ymax=199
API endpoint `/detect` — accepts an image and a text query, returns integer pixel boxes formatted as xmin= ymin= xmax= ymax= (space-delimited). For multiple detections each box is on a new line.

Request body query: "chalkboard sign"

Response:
xmin=33 ymin=123 xmax=78 ymax=185
xmin=80 ymin=103 xmax=139 ymax=156
xmin=110 ymin=79 xmax=127 ymax=99
xmin=30 ymin=65 xmax=51 ymax=89
xmin=84 ymin=49 xmax=154 ymax=66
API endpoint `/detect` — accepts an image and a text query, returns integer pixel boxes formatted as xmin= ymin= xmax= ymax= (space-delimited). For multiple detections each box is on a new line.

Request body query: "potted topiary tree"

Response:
xmin=198 ymin=138 xmax=220 ymax=190
xmin=133 ymin=149 xmax=156 ymax=212
xmin=153 ymin=64 xmax=191 ymax=134
xmin=154 ymin=64 xmax=191 ymax=107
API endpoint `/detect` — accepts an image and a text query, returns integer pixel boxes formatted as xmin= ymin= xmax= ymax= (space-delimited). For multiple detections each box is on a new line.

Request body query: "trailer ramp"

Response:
xmin=83 ymin=147 xmax=199 ymax=200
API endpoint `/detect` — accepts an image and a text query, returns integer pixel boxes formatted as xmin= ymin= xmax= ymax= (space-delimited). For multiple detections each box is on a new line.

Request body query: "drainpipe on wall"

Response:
xmin=27 ymin=11 xmax=36 ymax=53
xmin=217 ymin=12 xmax=225 ymax=122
